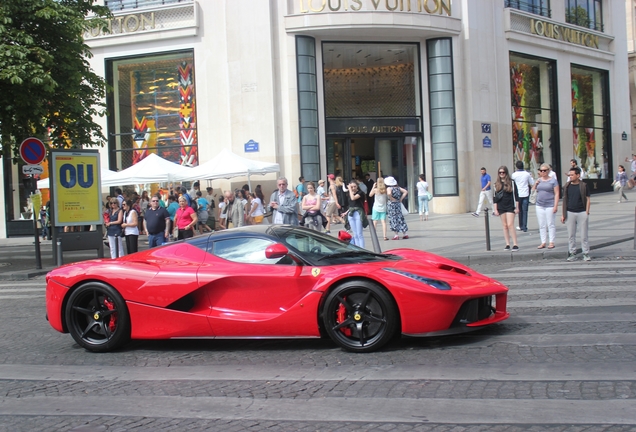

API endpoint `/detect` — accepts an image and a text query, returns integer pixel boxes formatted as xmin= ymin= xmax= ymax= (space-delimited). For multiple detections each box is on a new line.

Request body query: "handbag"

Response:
xmin=363 ymin=200 xmax=369 ymax=214
xmin=613 ymin=181 xmax=621 ymax=192
xmin=400 ymin=203 xmax=408 ymax=216
xmin=529 ymin=189 xmax=537 ymax=204
xmin=426 ymin=191 xmax=433 ymax=201
xmin=493 ymin=187 xmax=504 ymax=203
xmin=628 ymin=179 xmax=635 ymax=189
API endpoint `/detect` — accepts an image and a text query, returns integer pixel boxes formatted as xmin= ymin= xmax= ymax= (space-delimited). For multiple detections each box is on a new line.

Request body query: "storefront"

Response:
xmin=1 ymin=0 xmax=631 ymax=237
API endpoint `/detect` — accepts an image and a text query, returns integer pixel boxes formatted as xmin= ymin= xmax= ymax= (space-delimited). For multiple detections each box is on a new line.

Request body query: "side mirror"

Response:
xmin=265 ymin=243 xmax=289 ymax=259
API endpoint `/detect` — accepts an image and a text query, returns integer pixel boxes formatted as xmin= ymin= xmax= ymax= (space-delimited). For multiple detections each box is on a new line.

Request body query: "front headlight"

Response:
xmin=382 ymin=268 xmax=451 ymax=290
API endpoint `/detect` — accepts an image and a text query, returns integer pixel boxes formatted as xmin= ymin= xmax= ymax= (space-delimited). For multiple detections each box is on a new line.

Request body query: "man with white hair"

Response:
xmin=269 ymin=177 xmax=299 ymax=225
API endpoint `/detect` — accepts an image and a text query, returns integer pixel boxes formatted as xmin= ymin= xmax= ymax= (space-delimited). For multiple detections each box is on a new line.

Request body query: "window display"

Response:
xmin=110 ymin=51 xmax=197 ymax=169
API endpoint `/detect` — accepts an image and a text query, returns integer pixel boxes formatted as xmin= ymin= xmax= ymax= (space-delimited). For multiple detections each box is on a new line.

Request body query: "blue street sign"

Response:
xmin=244 ymin=139 xmax=259 ymax=153
xmin=483 ymin=136 xmax=492 ymax=148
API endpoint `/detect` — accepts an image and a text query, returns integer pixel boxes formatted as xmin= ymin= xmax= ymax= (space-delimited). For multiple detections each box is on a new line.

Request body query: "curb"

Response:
xmin=0 ymin=268 xmax=50 ymax=281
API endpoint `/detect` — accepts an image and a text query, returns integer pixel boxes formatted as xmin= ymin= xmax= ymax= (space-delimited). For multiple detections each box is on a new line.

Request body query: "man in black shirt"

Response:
xmin=143 ymin=196 xmax=171 ymax=247
xmin=561 ymin=167 xmax=591 ymax=262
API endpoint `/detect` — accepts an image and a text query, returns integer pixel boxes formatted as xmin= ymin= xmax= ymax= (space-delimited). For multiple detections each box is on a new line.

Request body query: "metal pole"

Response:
xmin=33 ymin=211 xmax=42 ymax=269
xmin=368 ymin=219 xmax=382 ymax=253
xmin=485 ymin=208 xmax=491 ymax=251
xmin=56 ymin=237 xmax=63 ymax=266
xmin=114 ymin=234 xmax=120 ymax=258
xmin=634 ymin=207 xmax=636 ymax=250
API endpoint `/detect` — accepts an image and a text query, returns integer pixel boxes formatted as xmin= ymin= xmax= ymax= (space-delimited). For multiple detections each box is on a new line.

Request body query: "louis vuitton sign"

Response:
xmin=298 ymin=0 xmax=451 ymax=15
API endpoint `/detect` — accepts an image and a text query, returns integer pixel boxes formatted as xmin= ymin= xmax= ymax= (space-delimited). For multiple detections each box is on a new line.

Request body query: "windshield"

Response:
xmin=269 ymin=226 xmax=397 ymax=265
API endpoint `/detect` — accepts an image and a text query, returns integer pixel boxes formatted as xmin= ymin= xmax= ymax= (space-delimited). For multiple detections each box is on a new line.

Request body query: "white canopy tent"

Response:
xmin=104 ymin=153 xmax=192 ymax=186
xmin=37 ymin=168 xmax=119 ymax=189
xmin=174 ymin=149 xmax=280 ymax=189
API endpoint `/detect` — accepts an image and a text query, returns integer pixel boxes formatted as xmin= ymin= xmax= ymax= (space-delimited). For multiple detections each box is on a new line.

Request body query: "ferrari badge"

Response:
xmin=311 ymin=268 xmax=321 ymax=277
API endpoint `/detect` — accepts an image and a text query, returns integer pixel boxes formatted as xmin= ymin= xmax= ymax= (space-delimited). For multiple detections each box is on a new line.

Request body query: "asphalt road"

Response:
xmin=0 ymin=258 xmax=635 ymax=431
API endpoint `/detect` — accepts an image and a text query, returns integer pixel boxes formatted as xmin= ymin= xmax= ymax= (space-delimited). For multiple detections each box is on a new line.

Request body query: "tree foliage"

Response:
xmin=0 ymin=0 xmax=111 ymax=160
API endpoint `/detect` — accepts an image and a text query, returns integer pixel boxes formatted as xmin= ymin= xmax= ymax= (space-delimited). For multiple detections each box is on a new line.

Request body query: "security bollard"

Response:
xmin=114 ymin=234 xmax=120 ymax=258
xmin=368 ymin=219 xmax=382 ymax=253
xmin=484 ymin=208 xmax=491 ymax=251
xmin=56 ymin=238 xmax=63 ymax=266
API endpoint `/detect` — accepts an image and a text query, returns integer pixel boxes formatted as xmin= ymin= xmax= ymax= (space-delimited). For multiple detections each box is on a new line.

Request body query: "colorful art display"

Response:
xmin=179 ymin=61 xmax=197 ymax=166
xmin=510 ymin=62 xmax=544 ymax=174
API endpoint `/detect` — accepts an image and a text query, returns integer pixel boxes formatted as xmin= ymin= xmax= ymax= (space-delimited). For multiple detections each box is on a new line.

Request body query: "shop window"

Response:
xmin=323 ymin=43 xmax=418 ymax=117
xmin=107 ymin=51 xmax=197 ymax=170
xmin=571 ymin=65 xmax=610 ymax=179
xmin=106 ymin=0 xmax=192 ymax=11
xmin=505 ymin=0 xmax=551 ymax=17
xmin=427 ymin=38 xmax=458 ymax=196
xmin=565 ymin=0 xmax=603 ymax=32
xmin=296 ymin=36 xmax=320 ymax=182
xmin=509 ymin=53 xmax=559 ymax=177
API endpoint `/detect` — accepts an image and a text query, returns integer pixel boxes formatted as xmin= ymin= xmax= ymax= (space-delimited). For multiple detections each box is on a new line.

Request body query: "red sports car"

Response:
xmin=46 ymin=225 xmax=509 ymax=353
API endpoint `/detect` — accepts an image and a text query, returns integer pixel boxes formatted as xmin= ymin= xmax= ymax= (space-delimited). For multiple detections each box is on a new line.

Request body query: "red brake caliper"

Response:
xmin=336 ymin=300 xmax=352 ymax=336
xmin=103 ymin=297 xmax=117 ymax=333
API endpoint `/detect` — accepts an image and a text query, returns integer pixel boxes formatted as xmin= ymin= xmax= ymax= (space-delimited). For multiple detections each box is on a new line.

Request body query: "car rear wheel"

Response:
xmin=322 ymin=280 xmax=398 ymax=353
xmin=65 ymin=282 xmax=130 ymax=352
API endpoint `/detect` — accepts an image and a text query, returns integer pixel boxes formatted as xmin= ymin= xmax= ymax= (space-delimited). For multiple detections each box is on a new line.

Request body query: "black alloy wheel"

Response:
xmin=65 ymin=282 xmax=130 ymax=352
xmin=322 ymin=280 xmax=398 ymax=353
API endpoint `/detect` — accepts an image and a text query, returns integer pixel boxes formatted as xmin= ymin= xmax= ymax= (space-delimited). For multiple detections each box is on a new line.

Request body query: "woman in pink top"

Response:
xmin=174 ymin=196 xmax=198 ymax=240
xmin=301 ymin=182 xmax=322 ymax=231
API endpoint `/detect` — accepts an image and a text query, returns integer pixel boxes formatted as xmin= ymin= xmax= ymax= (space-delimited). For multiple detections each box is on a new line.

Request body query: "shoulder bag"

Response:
xmin=529 ymin=188 xmax=538 ymax=204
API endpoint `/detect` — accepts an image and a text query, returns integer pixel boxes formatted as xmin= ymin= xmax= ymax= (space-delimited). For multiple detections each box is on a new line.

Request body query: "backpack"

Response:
xmin=190 ymin=196 xmax=198 ymax=212
xmin=294 ymin=188 xmax=299 ymax=199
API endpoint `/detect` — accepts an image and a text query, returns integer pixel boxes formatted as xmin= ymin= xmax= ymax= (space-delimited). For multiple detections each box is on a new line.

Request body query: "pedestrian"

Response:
xmin=121 ymin=199 xmax=139 ymax=254
xmin=369 ymin=177 xmax=388 ymax=240
xmin=511 ymin=160 xmax=534 ymax=232
xmin=492 ymin=165 xmax=519 ymax=251
xmin=218 ymin=196 xmax=227 ymax=229
xmin=138 ymin=190 xmax=149 ymax=231
xmin=302 ymin=182 xmax=323 ymax=231
xmin=195 ymin=191 xmax=213 ymax=233
xmin=385 ymin=176 xmax=409 ymax=240
xmin=248 ymin=186 xmax=265 ymax=224
xmin=471 ymin=167 xmax=493 ymax=217
xmin=296 ymin=176 xmax=307 ymax=221
xmin=345 ymin=179 xmax=367 ymax=247
xmin=364 ymin=173 xmax=375 ymax=213
xmin=625 ymin=155 xmax=636 ymax=180
xmin=39 ymin=204 xmax=49 ymax=241
xmin=174 ymin=196 xmax=197 ymax=240
xmin=316 ymin=179 xmax=328 ymax=212
xmin=335 ymin=176 xmax=349 ymax=219
xmin=105 ymin=198 xmax=124 ymax=258
xmin=562 ymin=166 xmax=591 ymax=261
xmin=324 ymin=174 xmax=342 ymax=234
xmin=613 ymin=165 xmax=628 ymax=203
xmin=220 ymin=190 xmax=245 ymax=229
xmin=166 ymin=194 xmax=179 ymax=237
xmin=143 ymin=195 xmax=171 ymax=247
xmin=416 ymin=174 xmax=430 ymax=221
xmin=269 ymin=177 xmax=299 ymax=225
xmin=532 ymin=163 xmax=559 ymax=249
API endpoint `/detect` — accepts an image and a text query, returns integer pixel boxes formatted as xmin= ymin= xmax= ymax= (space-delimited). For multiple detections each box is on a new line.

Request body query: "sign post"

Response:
xmin=19 ymin=137 xmax=46 ymax=269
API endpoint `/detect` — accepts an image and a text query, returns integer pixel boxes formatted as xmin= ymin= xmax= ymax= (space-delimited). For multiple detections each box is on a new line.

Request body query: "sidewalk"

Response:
xmin=1 ymin=190 xmax=634 ymax=280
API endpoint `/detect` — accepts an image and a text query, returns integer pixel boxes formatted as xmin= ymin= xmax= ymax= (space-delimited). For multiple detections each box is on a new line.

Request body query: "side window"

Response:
xmin=211 ymin=238 xmax=293 ymax=265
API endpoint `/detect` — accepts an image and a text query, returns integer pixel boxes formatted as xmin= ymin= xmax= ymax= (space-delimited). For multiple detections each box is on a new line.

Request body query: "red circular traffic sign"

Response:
xmin=19 ymin=137 xmax=47 ymax=165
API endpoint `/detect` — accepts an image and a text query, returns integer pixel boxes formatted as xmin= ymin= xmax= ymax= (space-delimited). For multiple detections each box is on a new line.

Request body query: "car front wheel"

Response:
xmin=322 ymin=280 xmax=398 ymax=353
xmin=65 ymin=282 xmax=130 ymax=352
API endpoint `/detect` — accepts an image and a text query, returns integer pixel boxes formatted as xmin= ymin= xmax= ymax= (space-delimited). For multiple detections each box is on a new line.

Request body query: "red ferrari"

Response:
xmin=46 ymin=225 xmax=509 ymax=353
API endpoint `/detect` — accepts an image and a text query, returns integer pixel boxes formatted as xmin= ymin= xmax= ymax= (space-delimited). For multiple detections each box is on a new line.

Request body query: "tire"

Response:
xmin=322 ymin=280 xmax=398 ymax=353
xmin=65 ymin=282 xmax=130 ymax=352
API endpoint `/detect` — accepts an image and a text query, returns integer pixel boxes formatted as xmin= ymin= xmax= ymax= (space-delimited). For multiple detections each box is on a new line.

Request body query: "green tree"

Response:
xmin=0 ymin=0 xmax=110 ymax=160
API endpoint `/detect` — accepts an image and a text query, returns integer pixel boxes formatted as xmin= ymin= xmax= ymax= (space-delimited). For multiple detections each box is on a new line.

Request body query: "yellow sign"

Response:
xmin=530 ymin=18 xmax=599 ymax=49
xmin=52 ymin=151 xmax=102 ymax=226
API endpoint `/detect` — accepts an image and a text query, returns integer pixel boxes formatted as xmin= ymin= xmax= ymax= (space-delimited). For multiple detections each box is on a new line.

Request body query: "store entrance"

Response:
xmin=327 ymin=136 xmax=407 ymax=184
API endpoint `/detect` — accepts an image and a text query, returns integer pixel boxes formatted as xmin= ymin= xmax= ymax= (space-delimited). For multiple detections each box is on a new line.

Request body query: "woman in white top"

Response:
xmin=416 ymin=174 xmax=430 ymax=221
xmin=301 ymin=182 xmax=322 ymax=231
xmin=369 ymin=177 xmax=388 ymax=240
xmin=248 ymin=187 xmax=265 ymax=224
xmin=121 ymin=199 xmax=140 ymax=254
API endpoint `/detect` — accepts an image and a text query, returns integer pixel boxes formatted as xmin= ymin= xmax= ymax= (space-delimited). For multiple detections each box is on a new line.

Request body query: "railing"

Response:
xmin=504 ymin=0 xmax=551 ymax=18
xmin=105 ymin=0 xmax=192 ymax=11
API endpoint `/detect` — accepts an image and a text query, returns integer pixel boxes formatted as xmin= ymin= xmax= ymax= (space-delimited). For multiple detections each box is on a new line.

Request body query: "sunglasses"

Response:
xmin=498 ymin=171 xmax=506 ymax=174
xmin=538 ymin=169 xmax=548 ymax=172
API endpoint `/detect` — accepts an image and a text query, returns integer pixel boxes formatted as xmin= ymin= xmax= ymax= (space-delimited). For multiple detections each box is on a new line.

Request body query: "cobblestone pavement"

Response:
xmin=0 ymin=259 xmax=635 ymax=430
